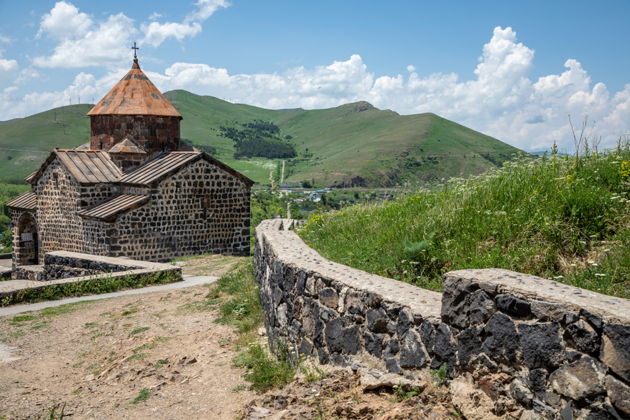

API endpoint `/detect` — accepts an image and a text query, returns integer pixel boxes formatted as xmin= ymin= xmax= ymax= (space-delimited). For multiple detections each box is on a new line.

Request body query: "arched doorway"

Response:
xmin=15 ymin=212 xmax=38 ymax=265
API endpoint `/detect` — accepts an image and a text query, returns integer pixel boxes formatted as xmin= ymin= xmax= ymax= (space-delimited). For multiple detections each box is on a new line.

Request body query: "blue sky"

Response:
xmin=0 ymin=0 xmax=629 ymax=151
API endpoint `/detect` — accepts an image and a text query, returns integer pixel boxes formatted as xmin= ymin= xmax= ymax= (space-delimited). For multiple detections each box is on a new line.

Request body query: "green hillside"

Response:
xmin=0 ymin=90 xmax=523 ymax=186
xmin=300 ymin=147 xmax=630 ymax=298
xmin=0 ymin=105 xmax=91 ymax=182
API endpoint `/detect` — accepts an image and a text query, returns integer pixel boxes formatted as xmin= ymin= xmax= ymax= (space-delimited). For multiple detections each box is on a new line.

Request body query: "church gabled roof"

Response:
xmin=6 ymin=191 xmax=37 ymax=210
xmin=87 ymin=58 xmax=182 ymax=118
xmin=118 ymin=151 xmax=255 ymax=186
xmin=78 ymin=194 xmax=150 ymax=221
xmin=118 ymin=151 xmax=201 ymax=185
xmin=29 ymin=149 xmax=123 ymax=185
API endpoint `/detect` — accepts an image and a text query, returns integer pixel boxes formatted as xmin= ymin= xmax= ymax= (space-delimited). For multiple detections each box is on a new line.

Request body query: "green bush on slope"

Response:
xmin=300 ymin=144 xmax=630 ymax=298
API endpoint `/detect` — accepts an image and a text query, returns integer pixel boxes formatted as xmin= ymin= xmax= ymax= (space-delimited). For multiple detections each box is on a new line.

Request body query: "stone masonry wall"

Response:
xmin=255 ymin=219 xmax=630 ymax=419
xmin=14 ymin=156 xmax=250 ymax=267
xmin=34 ymin=160 xmax=86 ymax=261
xmin=31 ymin=159 xmax=112 ymax=262
xmin=111 ymin=159 xmax=250 ymax=261
xmin=1 ymin=251 xmax=182 ymax=306
xmin=43 ymin=251 xmax=145 ymax=280
xmin=90 ymin=114 xmax=180 ymax=156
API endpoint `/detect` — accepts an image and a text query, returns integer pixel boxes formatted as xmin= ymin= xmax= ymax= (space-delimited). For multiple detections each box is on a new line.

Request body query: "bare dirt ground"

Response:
xmin=243 ymin=369 xmax=461 ymax=420
xmin=0 ymin=255 xmax=251 ymax=420
xmin=1 ymin=254 xmax=465 ymax=420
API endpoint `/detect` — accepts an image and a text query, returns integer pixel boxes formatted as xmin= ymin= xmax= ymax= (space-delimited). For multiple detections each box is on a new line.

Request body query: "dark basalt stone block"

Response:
xmin=396 ymin=308 xmax=413 ymax=337
xmin=495 ymin=294 xmax=531 ymax=318
xmin=325 ymin=318 xmax=359 ymax=355
xmin=442 ymin=285 xmax=497 ymax=329
xmin=482 ymin=312 xmax=521 ymax=364
xmin=519 ymin=322 xmax=564 ymax=369
xmin=600 ymin=324 xmax=630 ymax=382
xmin=399 ymin=330 xmax=427 ymax=368
xmin=364 ymin=331 xmax=383 ymax=358
xmin=564 ymin=319 xmax=599 ymax=355
xmin=457 ymin=326 xmax=483 ymax=366
xmin=385 ymin=357 xmax=402 ymax=374
xmin=367 ymin=308 xmax=389 ymax=333
xmin=422 ymin=321 xmax=456 ymax=368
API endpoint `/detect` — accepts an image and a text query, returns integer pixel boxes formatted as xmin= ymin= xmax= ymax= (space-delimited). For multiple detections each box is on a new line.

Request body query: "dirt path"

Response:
xmin=0 ymin=255 xmax=251 ymax=419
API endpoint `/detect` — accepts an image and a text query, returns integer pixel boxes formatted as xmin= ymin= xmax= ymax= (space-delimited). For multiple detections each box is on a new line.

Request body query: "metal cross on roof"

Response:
xmin=131 ymin=41 xmax=139 ymax=58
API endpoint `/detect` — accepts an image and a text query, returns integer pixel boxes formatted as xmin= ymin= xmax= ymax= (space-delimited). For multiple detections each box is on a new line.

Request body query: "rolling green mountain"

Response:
xmin=0 ymin=90 xmax=524 ymax=186
xmin=0 ymin=105 xmax=91 ymax=182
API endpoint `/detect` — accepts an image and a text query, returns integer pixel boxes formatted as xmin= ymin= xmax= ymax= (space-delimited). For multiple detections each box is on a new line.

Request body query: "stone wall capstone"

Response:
xmin=255 ymin=219 xmax=630 ymax=419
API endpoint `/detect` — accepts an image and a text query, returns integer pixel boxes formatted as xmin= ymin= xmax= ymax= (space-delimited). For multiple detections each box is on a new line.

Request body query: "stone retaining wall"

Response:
xmin=1 ymin=251 xmax=181 ymax=306
xmin=255 ymin=219 xmax=630 ymax=419
xmin=43 ymin=251 xmax=149 ymax=280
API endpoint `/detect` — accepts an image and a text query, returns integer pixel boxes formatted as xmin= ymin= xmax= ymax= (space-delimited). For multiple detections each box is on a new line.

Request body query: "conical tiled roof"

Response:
xmin=87 ymin=58 xmax=181 ymax=118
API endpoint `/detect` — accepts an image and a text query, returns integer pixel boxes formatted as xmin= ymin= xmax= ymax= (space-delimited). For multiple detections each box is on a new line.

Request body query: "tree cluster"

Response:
xmin=219 ymin=120 xmax=297 ymax=159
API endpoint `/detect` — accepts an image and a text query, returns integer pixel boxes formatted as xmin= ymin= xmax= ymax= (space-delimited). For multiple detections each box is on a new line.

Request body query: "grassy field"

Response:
xmin=299 ymin=144 xmax=630 ymax=298
xmin=0 ymin=105 xmax=90 ymax=183
xmin=0 ymin=90 xmax=523 ymax=187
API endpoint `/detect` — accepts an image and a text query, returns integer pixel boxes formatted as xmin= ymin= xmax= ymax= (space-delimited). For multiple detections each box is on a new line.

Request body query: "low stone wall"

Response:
xmin=43 ymin=251 xmax=147 ymax=280
xmin=1 ymin=251 xmax=181 ymax=306
xmin=443 ymin=269 xmax=630 ymax=418
xmin=255 ymin=219 xmax=630 ymax=419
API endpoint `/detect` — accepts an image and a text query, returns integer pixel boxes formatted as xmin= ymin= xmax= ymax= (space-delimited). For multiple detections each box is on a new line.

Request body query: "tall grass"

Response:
xmin=300 ymin=143 xmax=630 ymax=298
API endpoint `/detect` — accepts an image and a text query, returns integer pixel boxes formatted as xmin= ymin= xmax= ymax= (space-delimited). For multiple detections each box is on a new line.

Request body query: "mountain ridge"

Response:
xmin=0 ymin=90 xmax=525 ymax=186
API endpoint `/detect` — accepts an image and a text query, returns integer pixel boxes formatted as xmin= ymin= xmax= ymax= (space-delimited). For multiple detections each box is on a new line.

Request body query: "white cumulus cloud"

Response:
xmin=0 ymin=59 xmax=18 ymax=74
xmin=142 ymin=21 xmax=202 ymax=47
xmin=3 ymin=26 xmax=629 ymax=152
xmin=34 ymin=8 xmax=136 ymax=68
xmin=33 ymin=1 xmax=229 ymax=68
xmin=141 ymin=0 xmax=229 ymax=47
xmin=37 ymin=1 xmax=92 ymax=41
xmin=0 ymin=47 xmax=19 ymax=87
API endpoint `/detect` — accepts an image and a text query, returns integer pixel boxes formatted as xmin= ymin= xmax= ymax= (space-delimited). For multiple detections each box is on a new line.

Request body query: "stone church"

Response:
xmin=7 ymin=55 xmax=253 ymax=269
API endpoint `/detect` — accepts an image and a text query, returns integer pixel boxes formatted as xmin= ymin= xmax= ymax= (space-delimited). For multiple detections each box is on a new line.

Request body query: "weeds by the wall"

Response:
xmin=431 ymin=364 xmax=449 ymax=387
xmin=213 ymin=260 xmax=263 ymax=337
xmin=392 ymin=384 xmax=422 ymax=402
xmin=300 ymin=143 xmax=630 ymax=298
xmin=232 ymin=342 xmax=295 ymax=392
xmin=211 ymin=259 xmax=298 ymax=391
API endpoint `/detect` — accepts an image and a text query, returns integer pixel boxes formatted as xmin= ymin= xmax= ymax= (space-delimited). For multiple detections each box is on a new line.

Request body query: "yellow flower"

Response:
xmin=621 ymin=161 xmax=630 ymax=178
